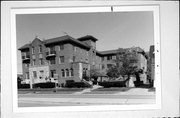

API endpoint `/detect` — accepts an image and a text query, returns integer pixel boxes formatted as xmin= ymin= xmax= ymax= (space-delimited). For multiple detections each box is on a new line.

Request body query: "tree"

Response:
xmin=89 ymin=68 xmax=101 ymax=80
xmin=106 ymin=65 xmax=120 ymax=79
xmin=115 ymin=48 xmax=139 ymax=82
xmin=84 ymin=68 xmax=103 ymax=85
xmin=17 ymin=76 xmax=22 ymax=88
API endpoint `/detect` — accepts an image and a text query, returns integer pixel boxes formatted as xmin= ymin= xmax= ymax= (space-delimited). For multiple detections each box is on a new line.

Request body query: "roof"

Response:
xmin=77 ymin=35 xmax=98 ymax=42
xmin=18 ymin=44 xmax=30 ymax=50
xmin=45 ymin=35 xmax=90 ymax=49
xmin=99 ymin=49 xmax=118 ymax=55
xmin=19 ymin=35 xmax=91 ymax=50
xmin=18 ymin=37 xmax=42 ymax=50
xmin=96 ymin=50 xmax=103 ymax=56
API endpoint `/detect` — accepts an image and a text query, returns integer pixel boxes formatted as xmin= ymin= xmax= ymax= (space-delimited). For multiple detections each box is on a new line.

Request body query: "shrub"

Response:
xmin=34 ymin=82 xmax=55 ymax=88
xmin=65 ymin=80 xmax=91 ymax=88
xmin=98 ymin=81 xmax=126 ymax=88
xmin=134 ymin=81 xmax=143 ymax=87
xmin=18 ymin=84 xmax=30 ymax=89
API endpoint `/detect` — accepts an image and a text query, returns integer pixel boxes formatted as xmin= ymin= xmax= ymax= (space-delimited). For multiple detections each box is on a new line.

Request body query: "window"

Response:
xmin=47 ymin=47 xmax=50 ymax=52
xmin=39 ymin=45 xmax=42 ymax=53
xmin=50 ymin=70 xmax=56 ymax=78
xmin=102 ymin=64 xmax=105 ymax=69
xmin=32 ymin=59 xmax=36 ymax=66
xmin=73 ymin=56 xmax=76 ymax=62
xmin=50 ymin=46 xmax=55 ymax=51
xmin=73 ymin=45 xmax=77 ymax=52
xmin=22 ymin=52 xmax=26 ymax=59
xmin=112 ymin=56 xmax=116 ymax=60
xmin=39 ymin=70 xmax=44 ymax=79
xmin=39 ymin=58 xmax=43 ymax=65
xmin=61 ymin=69 xmax=65 ymax=77
xmin=83 ymin=68 xmax=87 ymax=76
xmin=47 ymin=46 xmax=55 ymax=55
xmin=102 ymin=57 xmax=104 ymax=61
xmin=85 ymin=58 xmax=88 ymax=62
xmin=49 ymin=58 xmax=55 ymax=65
xmin=107 ymin=64 xmax=112 ymax=68
xmin=66 ymin=69 xmax=69 ymax=77
xmin=32 ymin=47 xmax=35 ymax=54
xmin=70 ymin=68 xmax=74 ymax=76
xmin=59 ymin=56 xmax=64 ymax=63
xmin=24 ymin=63 xmax=29 ymax=67
xmin=33 ymin=71 xmax=37 ymax=78
xmin=80 ymin=58 xmax=83 ymax=61
xmin=60 ymin=45 xmax=64 ymax=50
xmin=107 ymin=56 xmax=112 ymax=60
xmin=25 ymin=72 xmax=29 ymax=79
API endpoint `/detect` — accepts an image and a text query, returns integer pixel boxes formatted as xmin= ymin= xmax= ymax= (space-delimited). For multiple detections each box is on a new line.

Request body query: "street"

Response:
xmin=18 ymin=88 xmax=155 ymax=107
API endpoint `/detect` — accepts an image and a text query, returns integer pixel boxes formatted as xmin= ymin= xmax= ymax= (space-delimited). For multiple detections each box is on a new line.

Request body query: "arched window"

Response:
xmin=61 ymin=69 xmax=65 ymax=77
xmin=66 ymin=69 xmax=69 ymax=77
xmin=70 ymin=68 xmax=74 ymax=76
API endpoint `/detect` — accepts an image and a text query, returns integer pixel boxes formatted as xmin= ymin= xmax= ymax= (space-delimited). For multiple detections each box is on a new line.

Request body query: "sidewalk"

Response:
xmin=115 ymin=88 xmax=155 ymax=95
xmin=18 ymin=86 xmax=156 ymax=107
xmin=19 ymin=96 xmax=155 ymax=107
xmin=73 ymin=85 xmax=155 ymax=96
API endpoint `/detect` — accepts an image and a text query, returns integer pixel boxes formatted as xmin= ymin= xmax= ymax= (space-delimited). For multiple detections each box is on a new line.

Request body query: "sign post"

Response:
xmin=54 ymin=74 xmax=59 ymax=90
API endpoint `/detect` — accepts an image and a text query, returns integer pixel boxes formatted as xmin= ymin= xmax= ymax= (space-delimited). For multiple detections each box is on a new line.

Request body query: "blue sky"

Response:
xmin=16 ymin=11 xmax=154 ymax=73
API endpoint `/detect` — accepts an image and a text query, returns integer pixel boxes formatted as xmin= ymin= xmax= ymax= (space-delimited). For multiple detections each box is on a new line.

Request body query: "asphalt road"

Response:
xmin=18 ymin=93 xmax=155 ymax=107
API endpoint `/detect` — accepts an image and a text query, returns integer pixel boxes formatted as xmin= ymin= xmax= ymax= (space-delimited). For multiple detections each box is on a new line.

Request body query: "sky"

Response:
xmin=16 ymin=11 xmax=154 ymax=73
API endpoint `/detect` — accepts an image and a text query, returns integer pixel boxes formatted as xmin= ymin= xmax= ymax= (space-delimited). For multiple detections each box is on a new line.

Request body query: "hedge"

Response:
xmin=98 ymin=81 xmax=126 ymax=88
xmin=134 ymin=81 xmax=144 ymax=87
xmin=65 ymin=80 xmax=91 ymax=88
xmin=34 ymin=82 xmax=56 ymax=88
xmin=18 ymin=84 xmax=30 ymax=89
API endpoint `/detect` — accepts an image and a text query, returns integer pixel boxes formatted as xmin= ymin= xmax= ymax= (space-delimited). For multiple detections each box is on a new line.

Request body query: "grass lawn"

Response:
xmin=83 ymin=87 xmax=131 ymax=94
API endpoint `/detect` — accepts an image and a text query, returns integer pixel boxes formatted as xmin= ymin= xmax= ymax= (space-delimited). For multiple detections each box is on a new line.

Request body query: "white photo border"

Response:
xmin=10 ymin=6 xmax=161 ymax=113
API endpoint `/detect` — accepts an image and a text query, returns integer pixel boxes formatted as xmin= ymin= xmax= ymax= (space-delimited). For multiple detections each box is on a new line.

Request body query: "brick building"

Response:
xmin=18 ymin=35 xmax=148 ymax=88
xmin=148 ymin=45 xmax=155 ymax=86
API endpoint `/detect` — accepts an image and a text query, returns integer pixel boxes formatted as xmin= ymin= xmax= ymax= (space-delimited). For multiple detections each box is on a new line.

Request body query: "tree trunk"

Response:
xmin=125 ymin=74 xmax=130 ymax=82
xmin=125 ymin=74 xmax=131 ymax=87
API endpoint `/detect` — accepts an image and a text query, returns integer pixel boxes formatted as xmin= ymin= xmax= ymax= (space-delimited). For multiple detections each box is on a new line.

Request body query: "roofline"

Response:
xmin=18 ymin=44 xmax=30 ymax=51
xmin=77 ymin=35 xmax=98 ymax=42
xmin=44 ymin=36 xmax=90 ymax=49
xmin=98 ymin=49 xmax=118 ymax=56
xmin=19 ymin=35 xmax=91 ymax=51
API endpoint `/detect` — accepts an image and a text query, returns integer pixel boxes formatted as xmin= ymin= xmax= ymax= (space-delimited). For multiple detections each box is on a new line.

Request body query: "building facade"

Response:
xmin=148 ymin=45 xmax=155 ymax=86
xmin=19 ymin=35 xmax=148 ymax=88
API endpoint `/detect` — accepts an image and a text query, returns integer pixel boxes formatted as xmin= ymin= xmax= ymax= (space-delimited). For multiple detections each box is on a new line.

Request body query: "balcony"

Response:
xmin=22 ymin=55 xmax=30 ymax=60
xmin=22 ymin=54 xmax=30 ymax=63
xmin=46 ymin=51 xmax=56 ymax=58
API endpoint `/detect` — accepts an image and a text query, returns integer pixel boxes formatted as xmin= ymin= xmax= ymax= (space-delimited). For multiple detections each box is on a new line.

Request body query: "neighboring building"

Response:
xmin=99 ymin=49 xmax=118 ymax=72
xmin=148 ymin=45 xmax=155 ymax=85
xmin=18 ymin=35 xmax=148 ymax=88
xmin=99 ymin=47 xmax=148 ymax=83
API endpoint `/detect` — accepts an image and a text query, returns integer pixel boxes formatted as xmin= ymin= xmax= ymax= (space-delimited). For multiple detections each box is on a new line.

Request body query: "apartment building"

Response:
xmin=148 ymin=45 xmax=155 ymax=85
xmin=19 ymin=35 xmax=148 ymax=88
xmin=99 ymin=47 xmax=148 ymax=83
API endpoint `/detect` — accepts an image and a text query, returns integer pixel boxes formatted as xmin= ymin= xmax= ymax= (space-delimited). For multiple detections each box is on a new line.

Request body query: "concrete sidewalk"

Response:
xmin=73 ymin=85 xmax=155 ymax=96
xmin=115 ymin=88 xmax=155 ymax=95
xmin=18 ymin=86 xmax=156 ymax=107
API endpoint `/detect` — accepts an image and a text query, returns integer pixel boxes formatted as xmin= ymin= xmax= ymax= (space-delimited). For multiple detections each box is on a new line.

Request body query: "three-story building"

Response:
xmin=19 ymin=35 xmax=148 ymax=88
